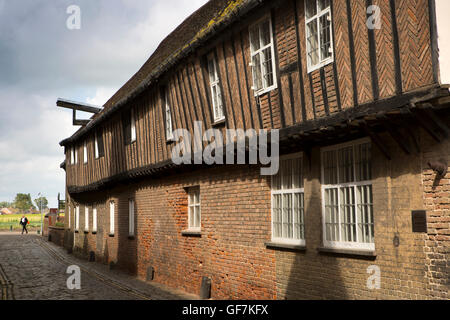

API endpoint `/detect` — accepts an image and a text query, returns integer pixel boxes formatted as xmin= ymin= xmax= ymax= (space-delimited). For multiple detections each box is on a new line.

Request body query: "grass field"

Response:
xmin=0 ymin=214 xmax=43 ymax=231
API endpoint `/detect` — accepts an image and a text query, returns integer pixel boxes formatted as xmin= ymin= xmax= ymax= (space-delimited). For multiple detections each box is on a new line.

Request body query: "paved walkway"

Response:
xmin=0 ymin=232 xmax=198 ymax=300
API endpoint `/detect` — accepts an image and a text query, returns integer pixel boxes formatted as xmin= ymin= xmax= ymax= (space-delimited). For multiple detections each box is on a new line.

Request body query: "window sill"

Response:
xmin=74 ymin=230 xmax=79 ymax=234
xmin=128 ymin=235 xmax=136 ymax=240
xmin=307 ymin=58 xmax=334 ymax=74
xmin=253 ymin=85 xmax=277 ymax=98
xmin=92 ymin=231 xmax=97 ymax=235
xmin=84 ymin=231 xmax=89 ymax=234
xmin=265 ymin=242 xmax=306 ymax=252
xmin=108 ymin=234 xmax=115 ymax=238
xmin=181 ymin=230 xmax=201 ymax=237
xmin=317 ymin=247 xmax=377 ymax=258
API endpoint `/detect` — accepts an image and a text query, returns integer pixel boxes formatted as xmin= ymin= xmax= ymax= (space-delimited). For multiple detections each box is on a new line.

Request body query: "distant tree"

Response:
xmin=0 ymin=201 xmax=12 ymax=208
xmin=34 ymin=197 xmax=49 ymax=211
xmin=13 ymin=193 xmax=36 ymax=211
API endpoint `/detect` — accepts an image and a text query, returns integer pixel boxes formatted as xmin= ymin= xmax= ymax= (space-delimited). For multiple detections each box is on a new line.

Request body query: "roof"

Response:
xmin=60 ymin=0 xmax=264 ymax=147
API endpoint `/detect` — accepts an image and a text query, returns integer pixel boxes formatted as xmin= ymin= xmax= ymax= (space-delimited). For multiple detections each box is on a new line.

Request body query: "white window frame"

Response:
xmin=130 ymin=109 xmax=137 ymax=143
xmin=75 ymin=205 xmax=80 ymax=231
xmin=305 ymin=0 xmax=334 ymax=73
xmin=207 ymin=53 xmax=225 ymax=123
xmin=249 ymin=15 xmax=278 ymax=96
xmin=83 ymin=142 xmax=88 ymax=164
xmin=165 ymin=90 xmax=174 ymax=141
xmin=320 ymin=138 xmax=374 ymax=251
xmin=188 ymin=188 xmax=201 ymax=232
xmin=75 ymin=148 xmax=78 ymax=164
xmin=94 ymin=135 xmax=99 ymax=159
xmin=68 ymin=206 xmax=71 ymax=229
xmin=84 ymin=206 xmax=89 ymax=232
xmin=70 ymin=148 xmax=75 ymax=165
xmin=271 ymin=152 xmax=305 ymax=246
xmin=129 ymin=199 xmax=135 ymax=237
xmin=92 ymin=206 xmax=97 ymax=233
xmin=109 ymin=201 xmax=115 ymax=235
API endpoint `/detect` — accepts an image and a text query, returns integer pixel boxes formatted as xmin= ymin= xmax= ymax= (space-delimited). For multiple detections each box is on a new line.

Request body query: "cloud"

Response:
xmin=0 ymin=0 xmax=208 ymax=207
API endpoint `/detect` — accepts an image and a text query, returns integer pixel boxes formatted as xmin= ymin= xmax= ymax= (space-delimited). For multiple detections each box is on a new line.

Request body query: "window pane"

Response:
xmin=294 ymin=193 xmax=305 ymax=240
xmin=208 ymin=59 xmax=216 ymax=83
xmin=340 ymin=187 xmax=356 ymax=242
xmin=261 ymin=21 xmax=271 ymax=47
xmin=325 ymin=188 xmax=339 ymax=241
xmin=357 ymin=185 xmax=374 ymax=243
xmin=319 ymin=12 xmax=332 ymax=61
xmin=262 ymin=48 xmax=274 ymax=88
xmin=306 ymin=0 xmax=317 ymax=19
xmin=273 ymin=194 xmax=282 ymax=238
xmin=338 ymin=146 xmax=354 ymax=183
xmin=281 ymin=159 xmax=293 ymax=190
xmin=318 ymin=0 xmax=330 ymax=11
xmin=355 ymin=143 xmax=372 ymax=181
xmin=282 ymin=194 xmax=293 ymax=239
xmin=292 ymin=157 xmax=303 ymax=189
xmin=252 ymin=54 xmax=263 ymax=91
xmin=250 ymin=26 xmax=260 ymax=52
xmin=323 ymin=150 xmax=338 ymax=184
xmin=307 ymin=20 xmax=319 ymax=66
xmin=195 ymin=206 xmax=200 ymax=228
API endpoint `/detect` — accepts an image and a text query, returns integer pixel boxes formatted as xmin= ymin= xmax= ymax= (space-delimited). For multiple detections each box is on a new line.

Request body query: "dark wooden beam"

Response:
xmin=384 ymin=124 xmax=413 ymax=155
xmin=57 ymin=98 xmax=102 ymax=114
xmin=413 ymin=110 xmax=444 ymax=142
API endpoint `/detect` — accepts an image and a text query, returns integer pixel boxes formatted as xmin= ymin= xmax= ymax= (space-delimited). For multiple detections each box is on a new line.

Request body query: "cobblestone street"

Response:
xmin=0 ymin=233 xmax=197 ymax=300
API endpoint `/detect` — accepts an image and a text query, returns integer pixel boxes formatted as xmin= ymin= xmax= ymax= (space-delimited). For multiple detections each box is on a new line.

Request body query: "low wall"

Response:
xmin=48 ymin=226 xmax=65 ymax=247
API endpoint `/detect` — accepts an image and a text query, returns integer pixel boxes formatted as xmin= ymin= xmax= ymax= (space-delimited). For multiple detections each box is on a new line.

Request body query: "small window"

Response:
xmin=68 ymin=206 xmax=71 ymax=229
xmin=188 ymin=187 xmax=201 ymax=231
xmin=305 ymin=0 xmax=334 ymax=72
xmin=75 ymin=205 xmax=80 ymax=231
xmin=75 ymin=148 xmax=78 ymax=164
xmin=92 ymin=206 xmax=97 ymax=233
xmin=321 ymin=139 xmax=374 ymax=251
xmin=130 ymin=109 xmax=137 ymax=143
xmin=95 ymin=130 xmax=105 ymax=159
xmin=249 ymin=17 xmax=277 ymax=95
xmin=129 ymin=199 xmax=135 ymax=237
xmin=271 ymin=153 xmax=305 ymax=245
xmin=109 ymin=201 xmax=115 ymax=235
xmin=165 ymin=90 xmax=174 ymax=141
xmin=70 ymin=148 xmax=75 ymax=165
xmin=207 ymin=54 xmax=225 ymax=123
xmin=83 ymin=142 xmax=88 ymax=164
xmin=122 ymin=109 xmax=136 ymax=145
xmin=84 ymin=207 xmax=89 ymax=232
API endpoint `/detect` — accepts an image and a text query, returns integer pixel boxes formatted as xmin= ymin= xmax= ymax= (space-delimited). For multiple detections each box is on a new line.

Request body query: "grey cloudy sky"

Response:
xmin=0 ymin=0 xmax=208 ymax=207
xmin=0 ymin=0 xmax=449 ymax=208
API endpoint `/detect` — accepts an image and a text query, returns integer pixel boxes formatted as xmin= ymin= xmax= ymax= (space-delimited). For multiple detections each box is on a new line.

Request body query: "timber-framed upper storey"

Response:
xmin=60 ymin=0 xmax=450 ymax=194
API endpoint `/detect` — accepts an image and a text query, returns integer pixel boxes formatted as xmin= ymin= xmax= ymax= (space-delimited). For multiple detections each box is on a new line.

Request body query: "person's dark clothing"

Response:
xmin=20 ymin=218 xmax=28 ymax=234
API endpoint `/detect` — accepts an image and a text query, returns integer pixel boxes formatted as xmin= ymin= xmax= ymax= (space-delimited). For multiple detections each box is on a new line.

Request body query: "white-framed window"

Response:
xmin=75 ymin=205 xmax=80 ymax=231
xmin=321 ymin=138 xmax=374 ymax=251
xmin=75 ymin=148 xmax=78 ymax=164
xmin=188 ymin=187 xmax=201 ymax=231
xmin=70 ymin=148 xmax=75 ymax=165
xmin=83 ymin=142 xmax=88 ymax=164
xmin=130 ymin=109 xmax=137 ymax=143
xmin=84 ymin=207 xmax=89 ymax=232
xmin=305 ymin=0 xmax=334 ymax=72
xmin=207 ymin=53 xmax=225 ymax=122
xmin=271 ymin=153 xmax=305 ymax=245
xmin=129 ymin=199 xmax=135 ymax=237
xmin=92 ymin=206 xmax=97 ymax=233
xmin=165 ymin=90 xmax=174 ymax=141
xmin=249 ymin=16 xmax=277 ymax=96
xmin=68 ymin=206 xmax=71 ymax=229
xmin=109 ymin=201 xmax=115 ymax=235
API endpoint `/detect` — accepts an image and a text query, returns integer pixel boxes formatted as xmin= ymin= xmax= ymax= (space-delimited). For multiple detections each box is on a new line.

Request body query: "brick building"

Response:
xmin=58 ymin=0 xmax=450 ymax=299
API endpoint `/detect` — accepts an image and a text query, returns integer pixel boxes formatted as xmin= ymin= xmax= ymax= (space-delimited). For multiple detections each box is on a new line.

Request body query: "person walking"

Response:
xmin=19 ymin=215 xmax=29 ymax=234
